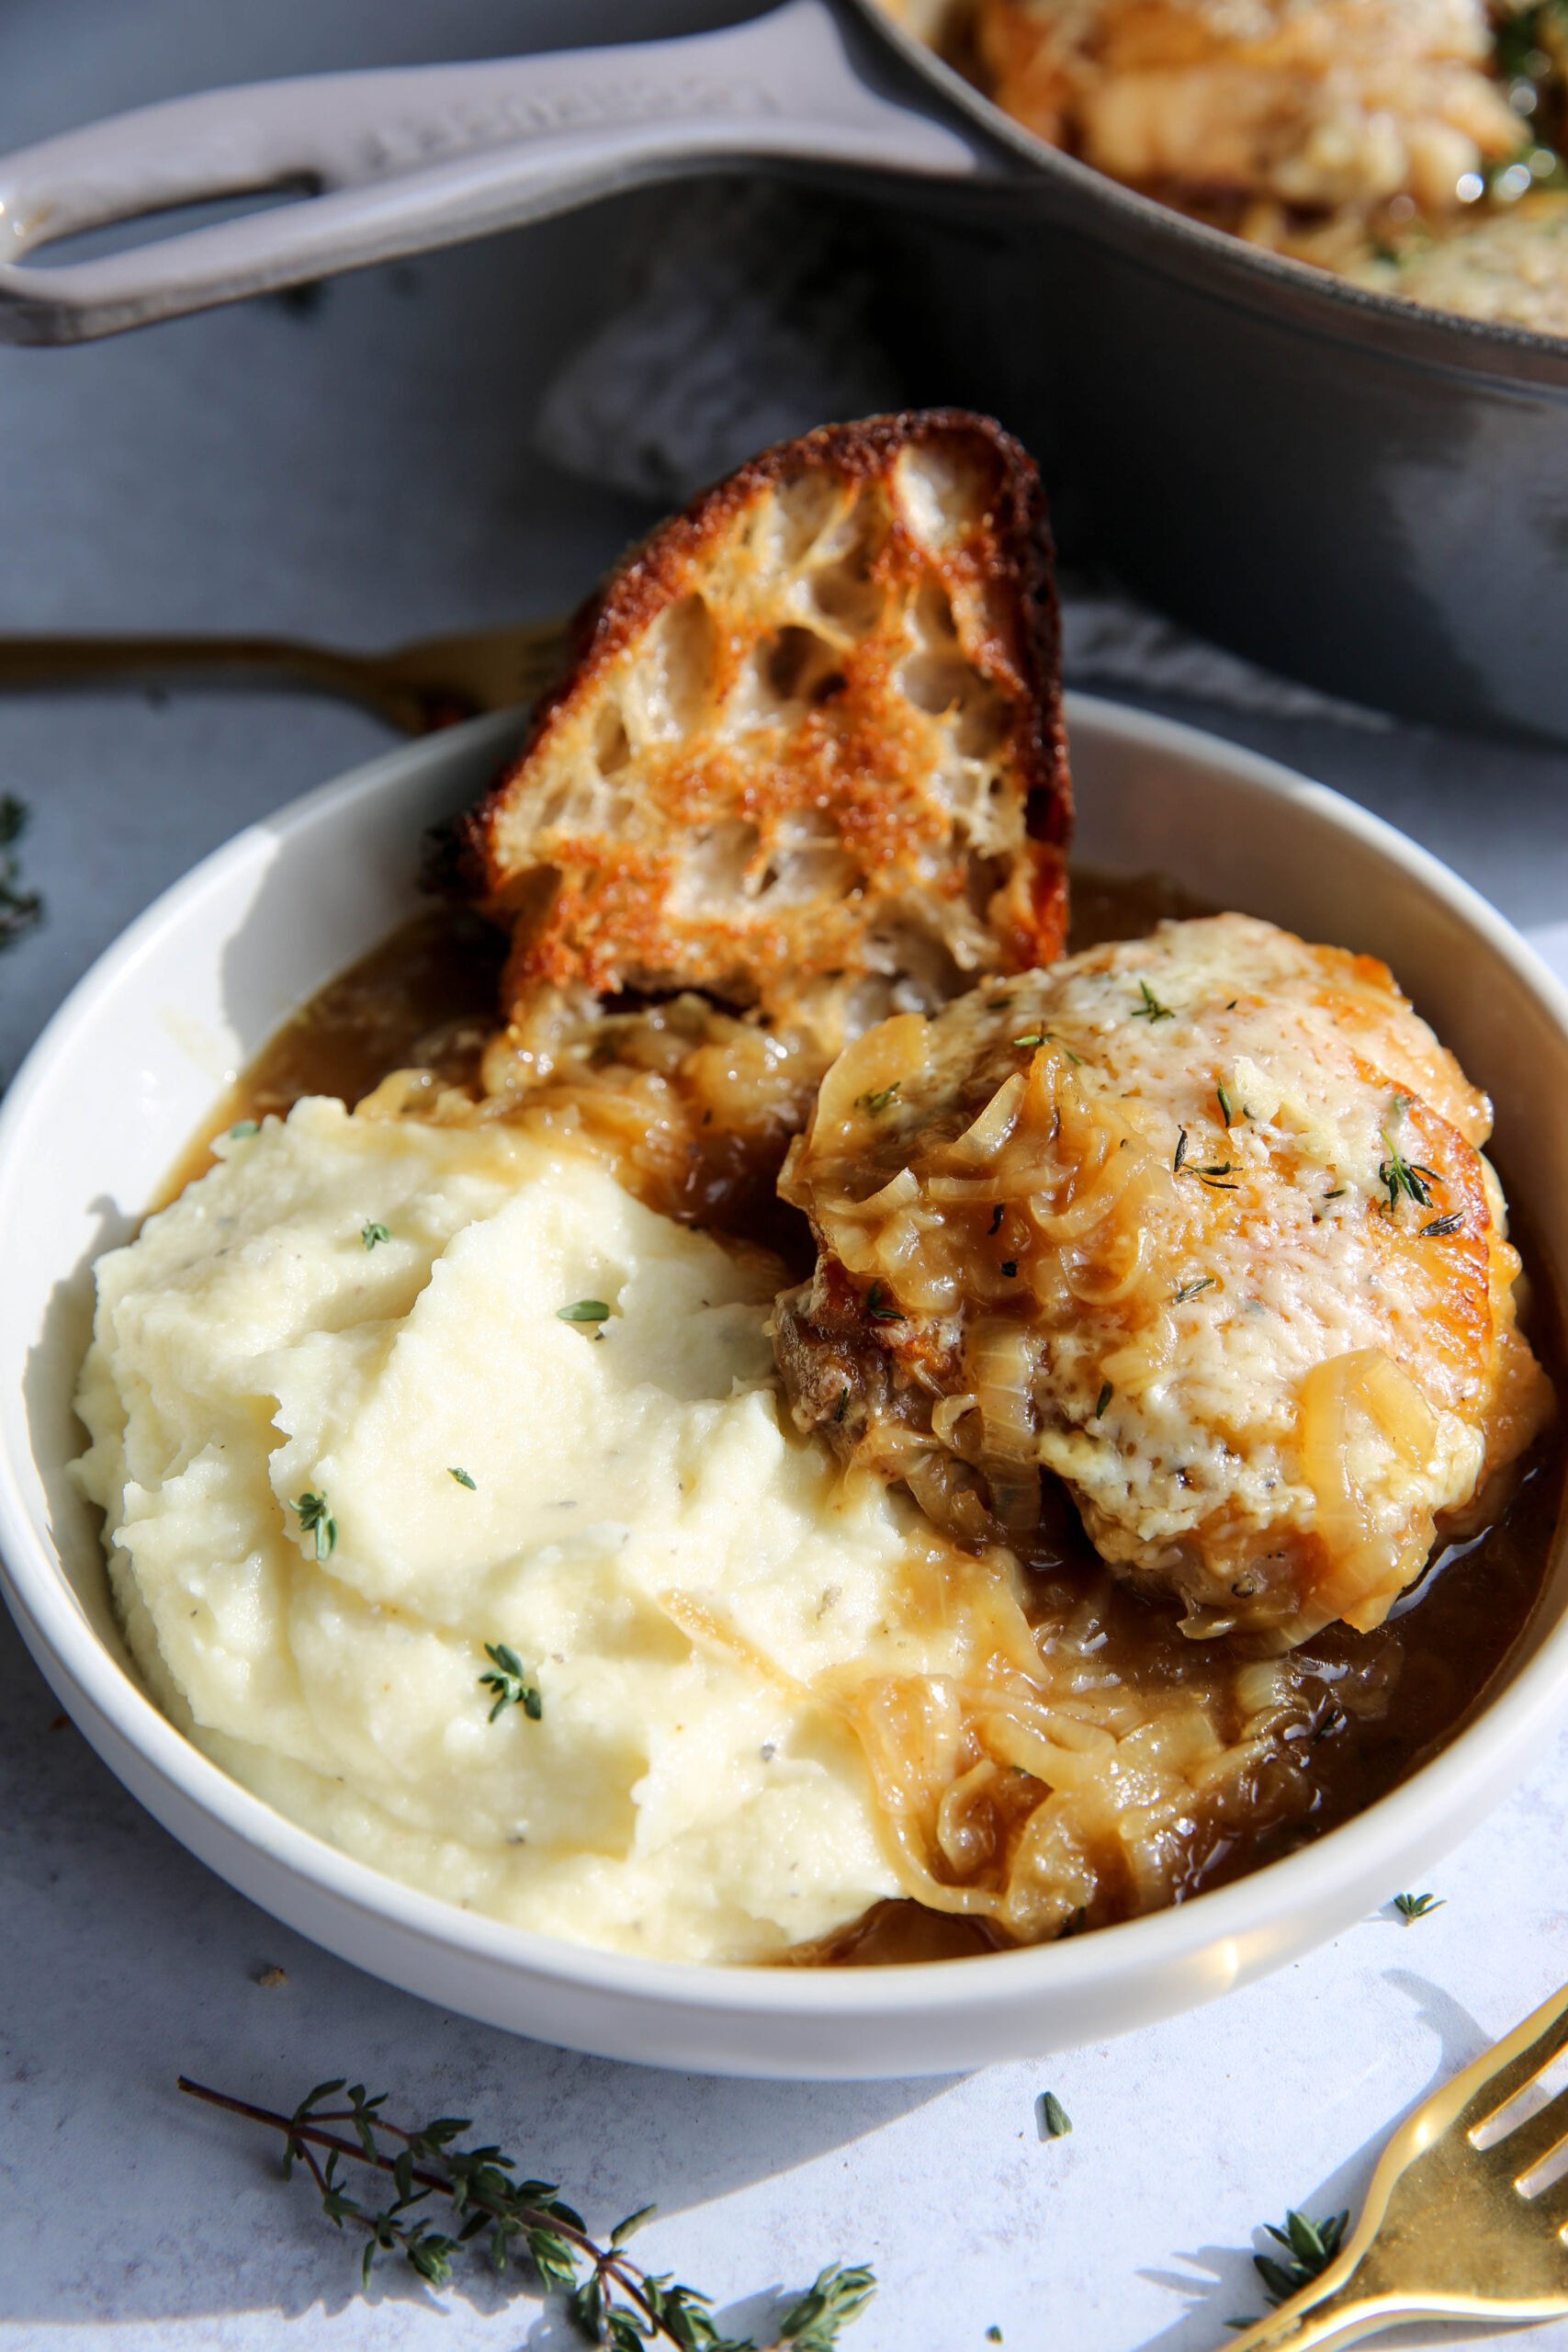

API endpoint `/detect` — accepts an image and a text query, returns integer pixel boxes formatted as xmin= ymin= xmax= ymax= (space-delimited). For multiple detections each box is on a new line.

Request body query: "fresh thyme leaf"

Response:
xmin=1012 ymin=1034 xmax=1045 ymax=1050
xmin=1173 ymin=1127 xmax=1189 ymax=1174
xmin=1216 ymin=1082 xmax=1235 ymax=1128
xmin=1324 ymin=1187 xmax=1345 ymax=1200
xmin=479 ymin=1642 xmax=542 ymax=1724
xmin=855 ymin=1083 xmax=901 ymax=1116
xmin=1173 ymin=1276 xmax=1216 ymax=1305
xmin=1420 ymin=1213 xmax=1463 ymax=1238
xmin=229 ymin=1120 xmax=260 ymax=1140
xmin=361 ymin=1221 xmax=391 ymax=1250
xmin=448 ymin=1466 xmax=477 ymax=1489
xmin=557 ymin=1299 xmax=611 ymax=1324
xmin=1095 ymin=1382 xmax=1113 ymax=1419
xmin=291 ymin=1490 xmax=337 ymax=1559
xmin=1378 ymin=1139 xmax=1434 ymax=1212
xmin=1037 ymin=2091 xmax=1072 ymax=2140
xmin=1252 ymin=2207 xmax=1348 ymax=2306
xmin=776 ymin=2260 xmax=876 ymax=2348
xmin=177 ymin=2076 xmax=872 ymax=2347
xmin=1393 ymin=1891 xmax=1445 ymax=1922
xmin=865 ymin=1283 xmax=901 ymax=1322
xmin=1132 ymin=978 xmax=1176 ymax=1023
xmin=988 ymin=1204 xmax=1005 ymax=1237
xmin=609 ymin=2205 xmax=657 ymax=2250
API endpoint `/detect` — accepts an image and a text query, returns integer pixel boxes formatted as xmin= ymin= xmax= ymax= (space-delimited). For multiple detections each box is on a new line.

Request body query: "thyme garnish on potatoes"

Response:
xmin=175 ymin=2075 xmax=874 ymax=2347
xmin=362 ymin=1221 xmax=391 ymax=1250
xmin=479 ymin=1642 xmax=542 ymax=1724
xmin=558 ymin=1299 xmax=612 ymax=1325
xmin=291 ymin=1491 xmax=337 ymax=1559
xmin=449 ymin=1466 xmax=477 ymax=1489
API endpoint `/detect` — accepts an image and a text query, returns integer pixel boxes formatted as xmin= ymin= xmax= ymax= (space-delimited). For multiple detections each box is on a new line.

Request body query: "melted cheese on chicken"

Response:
xmin=778 ymin=913 xmax=1551 ymax=1645
xmin=977 ymin=0 xmax=1522 ymax=211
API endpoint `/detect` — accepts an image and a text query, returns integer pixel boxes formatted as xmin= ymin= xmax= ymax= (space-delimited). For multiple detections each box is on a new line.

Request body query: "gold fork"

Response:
xmin=1226 ymin=1976 xmax=1568 ymax=2349
xmin=0 ymin=616 xmax=571 ymax=735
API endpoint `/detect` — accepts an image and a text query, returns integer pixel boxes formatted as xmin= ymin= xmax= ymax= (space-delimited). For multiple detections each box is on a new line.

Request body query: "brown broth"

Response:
xmin=162 ymin=881 xmax=1566 ymax=1965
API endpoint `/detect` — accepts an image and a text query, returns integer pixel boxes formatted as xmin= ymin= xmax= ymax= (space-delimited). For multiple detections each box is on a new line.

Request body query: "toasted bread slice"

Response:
xmin=455 ymin=411 xmax=1070 ymax=1052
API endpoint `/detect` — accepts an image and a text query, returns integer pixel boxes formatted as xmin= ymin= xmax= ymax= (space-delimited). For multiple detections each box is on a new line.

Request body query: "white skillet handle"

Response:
xmin=0 ymin=0 xmax=1000 ymax=345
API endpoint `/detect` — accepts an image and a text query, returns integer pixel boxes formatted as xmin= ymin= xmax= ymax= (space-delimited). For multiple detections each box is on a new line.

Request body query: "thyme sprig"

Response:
xmin=1378 ymin=1140 xmax=1436 ymax=1214
xmin=1392 ymin=1891 xmax=1445 ymax=1923
xmin=1132 ymin=979 xmax=1176 ymax=1023
xmin=479 ymin=1642 xmax=542 ymax=1723
xmin=175 ymin=2076 xmax=873 ymax=2349
xmin=291 ymin=1490 xmax=337 ymax=1560
xmin=0 ymin=795 xmax=43 ymax=954
xmin=1252 ymin=2206 xmax=1349 ymax=2307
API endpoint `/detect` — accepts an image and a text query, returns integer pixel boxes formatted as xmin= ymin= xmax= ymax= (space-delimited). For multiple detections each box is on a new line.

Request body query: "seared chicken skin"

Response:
xmin=977 ymin=0 xmax=1523 ymax=215
xmin=777 ymin=914 xmax=1551 ymax=1646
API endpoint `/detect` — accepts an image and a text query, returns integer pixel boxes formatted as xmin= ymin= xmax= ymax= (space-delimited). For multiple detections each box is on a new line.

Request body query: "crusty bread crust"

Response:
xmin=453 ymin=411 xmax=1070 ymax=1040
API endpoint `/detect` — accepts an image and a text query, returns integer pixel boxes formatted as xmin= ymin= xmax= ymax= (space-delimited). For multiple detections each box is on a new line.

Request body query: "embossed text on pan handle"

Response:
xmin=0 ymin=0 xmax=998 ymax=345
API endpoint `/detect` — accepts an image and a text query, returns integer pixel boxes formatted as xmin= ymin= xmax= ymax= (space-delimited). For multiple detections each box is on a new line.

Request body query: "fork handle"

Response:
xmin=0 ymin=632 xmax=420 ymax=722
xmin=1224 ymin=2286 xmax=1465 ymax=2351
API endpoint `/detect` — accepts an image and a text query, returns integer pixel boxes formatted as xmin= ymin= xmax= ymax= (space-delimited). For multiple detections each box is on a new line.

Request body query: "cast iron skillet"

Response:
xmin=0 ymin=0 xmax=1562 ymax=741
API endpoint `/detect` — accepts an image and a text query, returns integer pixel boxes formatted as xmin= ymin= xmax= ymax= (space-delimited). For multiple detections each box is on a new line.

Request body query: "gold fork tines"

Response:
xmin=1227 ymin=1980 xmax=1568 ymax=2351
xmin=0 ymin=616 xmax=571 ymax=735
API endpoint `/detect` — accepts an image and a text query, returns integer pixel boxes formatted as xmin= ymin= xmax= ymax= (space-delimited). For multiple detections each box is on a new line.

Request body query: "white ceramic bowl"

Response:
xmin=4 ymin=694 xmax=1567 ymax=2081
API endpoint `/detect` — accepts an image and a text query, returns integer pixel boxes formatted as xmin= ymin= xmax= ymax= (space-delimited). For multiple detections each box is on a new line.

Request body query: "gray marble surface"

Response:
xmin=5 ymin=5 xmax=1568 ymax=2348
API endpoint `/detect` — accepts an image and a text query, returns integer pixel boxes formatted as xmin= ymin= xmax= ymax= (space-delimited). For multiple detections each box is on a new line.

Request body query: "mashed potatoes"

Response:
xmin=73 ymin=1100 xmax=957 ymax=1962
xmin=77 ymin=1094 xmax=1358 ymax=1956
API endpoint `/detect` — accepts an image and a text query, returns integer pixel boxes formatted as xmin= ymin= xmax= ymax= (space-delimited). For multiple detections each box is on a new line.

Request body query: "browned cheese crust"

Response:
xmin=453 ymin=412 xmax=1070 ymax=1048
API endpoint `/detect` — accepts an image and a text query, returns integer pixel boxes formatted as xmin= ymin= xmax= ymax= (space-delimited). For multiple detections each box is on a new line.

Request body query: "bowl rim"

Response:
xmin=4 ymin=687 xmax=1568 ymax=2027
